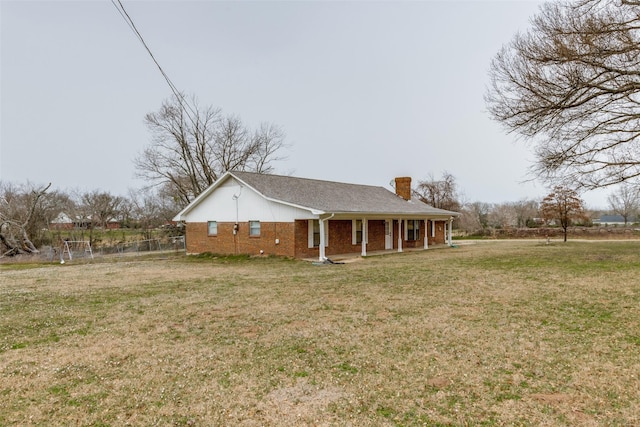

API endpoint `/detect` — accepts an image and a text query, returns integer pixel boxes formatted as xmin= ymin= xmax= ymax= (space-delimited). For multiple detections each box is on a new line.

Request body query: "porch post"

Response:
xmin=444 ymin=221 xmax=447 ymax=243
xmin=397 ymin=219 xmax=403 ymax=252
xmin=448 ymin=218 xmax=453 ymax=246
xmin=318 ymin=218 xmax=326 ymax=261
xmin=361 ymin=218 xmax=367 ymax=257
xmin=424 ymin=219 xmax=429 ymax=249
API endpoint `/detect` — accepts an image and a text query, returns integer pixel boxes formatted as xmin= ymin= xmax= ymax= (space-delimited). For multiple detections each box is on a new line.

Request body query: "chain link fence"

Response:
xmin=40 ymin=236 xmax=186 ymax=263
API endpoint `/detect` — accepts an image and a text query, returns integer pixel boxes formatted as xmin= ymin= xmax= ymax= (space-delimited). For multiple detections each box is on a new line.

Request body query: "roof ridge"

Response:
xmin=231 ymin=170 xmax=386 ymax=190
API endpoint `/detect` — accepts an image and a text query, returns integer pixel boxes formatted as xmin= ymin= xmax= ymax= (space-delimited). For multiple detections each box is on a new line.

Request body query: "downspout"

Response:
xmin=232 ymin=186 xmax=243 ymax=254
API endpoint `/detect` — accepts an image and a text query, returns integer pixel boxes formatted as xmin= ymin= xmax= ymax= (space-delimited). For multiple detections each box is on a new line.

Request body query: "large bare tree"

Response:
xmin=135 ymin=94 xmax=287 ymax=206
xmin=486 ymin=0 xmax=640 ymax=191
xmin=414 ymin=172 xmax=461 ymax=212
xmin=0 ymin=182 xmax=51 ymax=256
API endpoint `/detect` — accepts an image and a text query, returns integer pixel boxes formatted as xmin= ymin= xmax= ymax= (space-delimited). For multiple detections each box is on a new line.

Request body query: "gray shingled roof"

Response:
xmin=231 ymin=171 xmax=459 ymax=217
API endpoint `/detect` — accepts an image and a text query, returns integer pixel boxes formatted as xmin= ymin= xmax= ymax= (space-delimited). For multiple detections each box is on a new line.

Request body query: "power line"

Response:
xmin=110 ymin=0 xmax=199 ymax=124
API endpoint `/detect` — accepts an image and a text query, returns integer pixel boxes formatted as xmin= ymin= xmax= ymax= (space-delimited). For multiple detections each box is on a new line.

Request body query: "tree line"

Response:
xmin=0 ymin=183 xmax=182 ymax=256
xmin=2 ymin=169 xmax=638 ymax=256
xmin=415 ymin=173 xmax=640 ymax=242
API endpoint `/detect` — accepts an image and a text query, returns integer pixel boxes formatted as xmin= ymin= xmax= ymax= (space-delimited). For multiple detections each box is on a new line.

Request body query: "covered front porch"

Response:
xmin=312 ymin=214 xmax=456 ymax=262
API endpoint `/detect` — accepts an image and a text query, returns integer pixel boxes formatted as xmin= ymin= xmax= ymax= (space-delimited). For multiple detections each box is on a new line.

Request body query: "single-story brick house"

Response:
xmin=50 ymin=212 xmax=75 ymax=230
xmin=173 ymin=171 xmax=460 ymax=260
xmin=50 ymin=212 xmax=121 ymax=230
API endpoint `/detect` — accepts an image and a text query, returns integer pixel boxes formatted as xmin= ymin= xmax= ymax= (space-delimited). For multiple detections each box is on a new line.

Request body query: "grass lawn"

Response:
xmin=1 ymin=241 xmax=640 ymax=426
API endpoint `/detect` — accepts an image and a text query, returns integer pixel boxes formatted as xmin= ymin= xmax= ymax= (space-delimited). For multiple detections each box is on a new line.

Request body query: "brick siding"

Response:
xmin=185 ymin=222 xmax=295 ymax=257
xmin=427 ymin=220 xmax=447 ymax=245
xmin=294 ymin=219 xmax=388 ymax=259
xmin=186 ymin=218 xmax=448 ymax=258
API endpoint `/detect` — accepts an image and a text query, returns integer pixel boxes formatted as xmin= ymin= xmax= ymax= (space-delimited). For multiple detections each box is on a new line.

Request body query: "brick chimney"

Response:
xmin=395 ymin=177 xmax=412 ymax=201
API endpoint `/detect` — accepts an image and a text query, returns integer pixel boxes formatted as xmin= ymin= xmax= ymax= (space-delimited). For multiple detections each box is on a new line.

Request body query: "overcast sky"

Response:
xmin=0 ymin=0 xmax=610 ymax=208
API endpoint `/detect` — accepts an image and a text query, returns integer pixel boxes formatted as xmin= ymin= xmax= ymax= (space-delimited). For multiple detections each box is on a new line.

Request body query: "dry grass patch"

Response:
xmin=1 ymin=242 xmax=640 ymax=425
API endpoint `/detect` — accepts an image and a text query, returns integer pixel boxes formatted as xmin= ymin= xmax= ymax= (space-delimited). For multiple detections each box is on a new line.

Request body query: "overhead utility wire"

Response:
xmin=110 ymin=0 xmax=199 ymax=124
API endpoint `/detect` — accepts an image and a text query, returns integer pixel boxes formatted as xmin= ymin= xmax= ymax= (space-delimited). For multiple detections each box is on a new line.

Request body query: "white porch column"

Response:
xmin=424 ymin=219 xmax=429 ymax=249
xmin=444 ymin=221 xmax=448 ymax=243
xmin=361 ymin=218 xmax=368 ymax=256
xmin=397 ymin=219 xmax=403 ymax=252
xmin=318 ymin=218 xmax=326 ymax=261
xmin=448 ymin=218 xmax=453 ymax=246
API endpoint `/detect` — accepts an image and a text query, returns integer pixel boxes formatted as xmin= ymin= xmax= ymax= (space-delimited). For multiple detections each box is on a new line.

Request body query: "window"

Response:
xmin=407 ymin=220 xmax=420 ymax=241
xmin=309 ymin=220 xmax=320 ymax=247
xmin=352 ymin=219 xmax=363 ymax=244
xmin=207 ymin=221 xmax=217 ymax=236
xmin=249 ymin=220 xmax=260 ymax=237
xmin=308 ymin=219 xmax=328 ymax=248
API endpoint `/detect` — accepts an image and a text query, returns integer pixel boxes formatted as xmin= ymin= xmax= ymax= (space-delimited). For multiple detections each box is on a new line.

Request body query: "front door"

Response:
xmin=384 ymin=219 xmax=393 ymax=250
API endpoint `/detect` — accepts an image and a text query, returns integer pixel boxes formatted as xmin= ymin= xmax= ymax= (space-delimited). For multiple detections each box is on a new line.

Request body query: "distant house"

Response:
xmin=594 ymin=214 xmax=635 ymax=226
xmin=106 ymin=218 xmax=121 ymax=230
xmin=50 ymin=212 xmax=74 ymax=230
xmin=50 ymin=213 xmax=121 ymax=230
xmin=173 ymin=171 xmax=460 ymax=260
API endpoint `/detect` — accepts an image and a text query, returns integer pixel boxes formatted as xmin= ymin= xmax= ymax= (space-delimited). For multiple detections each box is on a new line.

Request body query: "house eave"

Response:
xmin=321 ymin=211 xmax=459 ymax=220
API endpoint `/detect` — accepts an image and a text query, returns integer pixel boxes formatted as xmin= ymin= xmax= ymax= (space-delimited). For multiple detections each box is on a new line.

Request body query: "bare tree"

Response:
xmin=488 ymin=203 xmax=517 ymax=229
xmin=0 ymin=182 xmax=51 ymax=256
xmin=81 ymin=191 xmax=123 ymax=229
xmin=459 ymin=201 xmax=492 ymax=234
xmin=512 ymin=199 xmax=540 ymax=228
xmin=135 ymin=94 xmax=287 ymax=206
xmin=540 ymin=186 xmax=586 ymax=242
xmin=414 ymin=172 xmax=461 ymax=211
xmin=486 ymin=0 xmax=640 ymax=191
xmin=607 ymin=183 xmax=640 ymax=225
xmin=248 ymin=122 xmax=287 ymax=173
xmin=128 ymin=184 xmax=183 ymax=232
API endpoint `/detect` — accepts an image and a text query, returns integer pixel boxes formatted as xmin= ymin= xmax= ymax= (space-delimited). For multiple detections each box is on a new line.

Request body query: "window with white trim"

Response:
xmin=407 ymin=220 xmax=420 ymax=241
xmin=352 ymin=219 xmax=363 ymax=244
xmin=249 ymin=220 xmax=260 ymax=237
xmin=308 ymin=219 xmax=329 ymax=248
xmin=207 ymin=221 xmax=217 ymax=236
xmin=310 ymin=220 xmax=320 ymax=247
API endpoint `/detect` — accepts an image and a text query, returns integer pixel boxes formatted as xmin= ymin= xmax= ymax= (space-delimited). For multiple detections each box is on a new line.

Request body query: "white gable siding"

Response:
xmin=183 ymin=177 xmax=316 ymax=222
